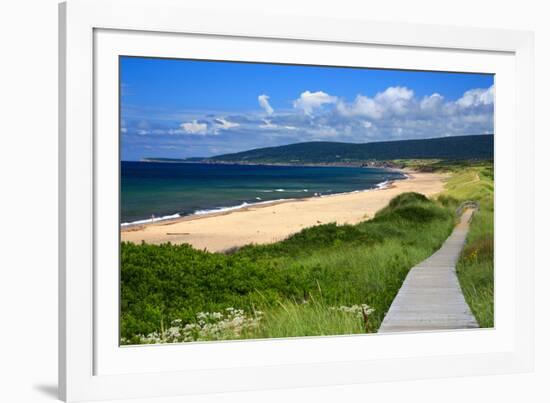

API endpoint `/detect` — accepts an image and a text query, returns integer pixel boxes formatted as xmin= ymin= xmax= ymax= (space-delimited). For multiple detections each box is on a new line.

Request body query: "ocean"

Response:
xmin=120 ymin=161 xmax=406 ymax=225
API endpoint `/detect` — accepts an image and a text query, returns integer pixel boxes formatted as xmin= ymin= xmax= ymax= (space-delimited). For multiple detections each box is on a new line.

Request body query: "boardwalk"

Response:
xmin=378 ymin=208 xmax=479 ymax=333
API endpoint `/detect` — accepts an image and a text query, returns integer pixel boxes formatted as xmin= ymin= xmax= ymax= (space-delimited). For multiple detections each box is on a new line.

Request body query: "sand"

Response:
xmin=121 ymin=171 xmax=448 ymax=252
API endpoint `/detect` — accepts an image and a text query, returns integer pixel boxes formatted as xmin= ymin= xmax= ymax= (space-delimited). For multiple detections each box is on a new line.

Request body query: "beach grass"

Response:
xmin=121 ymin=191 xmax=456 ymax=344
xmin=452 ymin=166 xmax=494 ymax=328
xmin=251 ymin=297 xmax=367 ymax=339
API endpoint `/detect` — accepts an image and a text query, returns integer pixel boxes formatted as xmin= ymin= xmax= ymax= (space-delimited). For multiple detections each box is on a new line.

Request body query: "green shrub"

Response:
xmin=121 ymin=191 xmax=455 ymax=343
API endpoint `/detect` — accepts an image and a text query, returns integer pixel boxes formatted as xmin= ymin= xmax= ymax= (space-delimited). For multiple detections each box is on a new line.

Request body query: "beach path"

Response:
xmin=122 ymin=171 xmax=448 ymax=253
xmin=378 ymin=208 xmax=479 ymax=333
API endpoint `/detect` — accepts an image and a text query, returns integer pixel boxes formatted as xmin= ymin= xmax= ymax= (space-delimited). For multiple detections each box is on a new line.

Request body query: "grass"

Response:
xmin=252 ymin=297 xmax=366 ymax=339
xmin=402 ymin=159 xmax=494 ymax=328
xmin=452 ymin=173 xmax=494 ymax=328
xmin=121 ymin=192 xmax=456 ymax=344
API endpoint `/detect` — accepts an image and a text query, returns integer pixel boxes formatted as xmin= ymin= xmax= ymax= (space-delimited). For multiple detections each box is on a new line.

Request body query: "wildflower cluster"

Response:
xmin=129 ymin=308 xmax=264 ymax=344
xmin=329 ymin=304 xmax=374 ymax=319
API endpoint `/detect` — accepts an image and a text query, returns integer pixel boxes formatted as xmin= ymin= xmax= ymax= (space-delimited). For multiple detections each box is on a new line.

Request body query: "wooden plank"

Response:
xmin=378 ymin=209 xmax=479 ymax=333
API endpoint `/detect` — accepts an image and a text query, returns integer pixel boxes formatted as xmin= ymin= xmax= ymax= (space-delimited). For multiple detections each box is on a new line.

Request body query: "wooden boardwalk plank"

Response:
xmin=378 ymin=209 xmax=479 ymax=333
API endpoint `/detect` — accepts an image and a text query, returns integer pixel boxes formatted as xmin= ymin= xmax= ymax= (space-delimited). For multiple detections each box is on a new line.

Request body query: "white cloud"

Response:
xmin=131 ymin=83 xmax=493 ymax=152
xmin=457 ymin=85 xmax=494 ymax=108
xmin=337 ymin=95 xmax=383 ymax=119
xmin=293 ymin=90 xmax=337 ymax=115
xmin=166 ymin=129 xmax=185 ymax=135
xmin=258 ymin=94 xmax=274 ymax=115
xmin=214 ymin=118 xmax=239 ymax=130
xmin=336 ymin=87 xmax=414 ymax=119
xmin=420 ymin=93 xmax=444 ymax=111
xmin=258 ymin=118 xmax=298 ymax=132
xmin=180 ymin=120 xmax=208 ymax=134
xmin=376 ymin=86 xmax=413 ymax=102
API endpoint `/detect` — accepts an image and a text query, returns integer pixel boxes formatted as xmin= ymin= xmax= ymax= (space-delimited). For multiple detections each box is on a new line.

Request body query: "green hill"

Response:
xmin=208 ymin=135 xmax=493 ymax=164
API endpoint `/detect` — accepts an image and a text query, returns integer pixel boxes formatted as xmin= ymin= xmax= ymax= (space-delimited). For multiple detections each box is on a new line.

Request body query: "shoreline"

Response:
xmin=122 ymin=197 xmax=304 ymax=231
xmin=121 ymin=169 xmax=447 ymax=252
xmin=121 ymin=175 xmax=402 ymax=230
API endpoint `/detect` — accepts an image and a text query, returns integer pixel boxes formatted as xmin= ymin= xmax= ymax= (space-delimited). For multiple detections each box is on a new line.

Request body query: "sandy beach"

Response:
xmin=121 ymin=171 xmax=448 ymax=252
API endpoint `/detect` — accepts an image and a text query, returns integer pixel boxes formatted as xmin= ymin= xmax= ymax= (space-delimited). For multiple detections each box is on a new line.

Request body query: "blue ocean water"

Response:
xmin=120 ymin=162 xmax=406 ymax=225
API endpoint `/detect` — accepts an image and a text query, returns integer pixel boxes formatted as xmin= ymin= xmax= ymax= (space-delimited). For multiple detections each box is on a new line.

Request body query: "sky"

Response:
xmin=120 ymin=56 xmax=494 ymax=161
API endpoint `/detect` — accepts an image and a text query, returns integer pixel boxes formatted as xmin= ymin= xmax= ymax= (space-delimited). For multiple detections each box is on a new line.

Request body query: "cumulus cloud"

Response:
xmin=420 ymin=93 xmax=444 ymax=111
xmin=457 ymin=85 xmax=494 ymax=108
xmin=337 ymin=95 xmax=384 ymax=119
xmin=124 ymin=84 xmax=494 ymax=159
xmin=293 ymin=90 xmax=337 ymax=115
xmin=258 ymin=94 xmax=274 ymax=115
xmin=269 ymin=84 xmax=489 ymax=140
xmin=337 ymin=86 xmax=414 ymax=118
xmin=375 ymin=86 xmax=414 ymax=115
xmin=180 ymin=120 xmax=208 ymax=134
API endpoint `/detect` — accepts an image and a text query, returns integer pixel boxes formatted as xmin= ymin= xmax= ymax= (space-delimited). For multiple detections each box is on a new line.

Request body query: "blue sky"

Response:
xmin=120 ymin=56 xmax=494 ymax=161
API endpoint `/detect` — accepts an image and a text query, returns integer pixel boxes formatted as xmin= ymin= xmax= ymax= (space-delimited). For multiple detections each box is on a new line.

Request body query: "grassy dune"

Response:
xmin=121 ymin=192 xmax=455 ymax=344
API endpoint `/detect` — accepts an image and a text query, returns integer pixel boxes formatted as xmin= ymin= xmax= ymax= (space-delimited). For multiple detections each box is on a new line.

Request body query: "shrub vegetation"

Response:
xmin=121 ymin=191 xmax=456 ymax=343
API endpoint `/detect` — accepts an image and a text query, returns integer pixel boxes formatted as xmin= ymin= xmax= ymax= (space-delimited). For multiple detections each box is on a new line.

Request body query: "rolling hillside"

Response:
xmin=208 ymin=135 xmax=493 ymax=164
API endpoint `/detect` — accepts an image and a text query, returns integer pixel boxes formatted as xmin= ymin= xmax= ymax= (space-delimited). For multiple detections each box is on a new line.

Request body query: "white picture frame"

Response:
xmin=59 ymin=0 xmax=534 ymax=401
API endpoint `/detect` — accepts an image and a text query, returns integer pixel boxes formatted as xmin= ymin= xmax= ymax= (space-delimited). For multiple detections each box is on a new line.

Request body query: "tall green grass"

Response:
xmin=450 ymin=167 xmax=494 ymax=328
xmin=252 ymin=297 xmax=366 ymax=339
xmin=121 ymin=192 xmax=456 ymax=344
xmin=411 ymin=159 xmax=494 ymax=327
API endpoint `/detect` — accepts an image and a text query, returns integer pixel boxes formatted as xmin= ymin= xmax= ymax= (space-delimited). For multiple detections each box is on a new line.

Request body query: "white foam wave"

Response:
xmin=193 ymin=202 xmax=250 ymax=216
xmin=376 ymin=180 xmax=391 ymax=189
xmin=192 ymin=198 xmax=291 ymax=216
xmin=121 ymin=213 xmax=181 ymax=227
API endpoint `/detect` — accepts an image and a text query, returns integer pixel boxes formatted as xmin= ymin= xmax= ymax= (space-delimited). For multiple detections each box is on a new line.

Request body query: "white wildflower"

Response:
xmin=134 ymin=308 xmax=264 ymax=344
xmin=329 ymin=304 xmax=375 ymax=319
